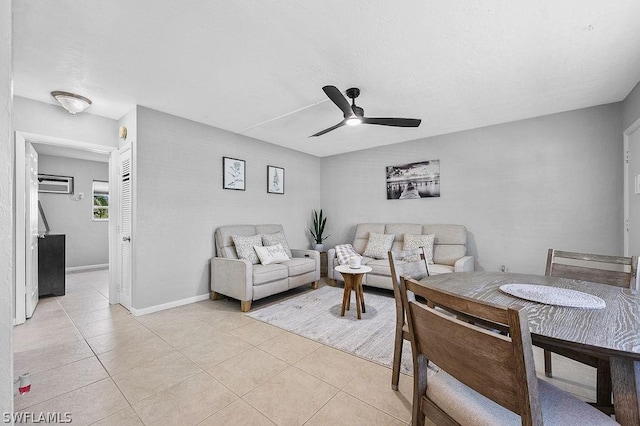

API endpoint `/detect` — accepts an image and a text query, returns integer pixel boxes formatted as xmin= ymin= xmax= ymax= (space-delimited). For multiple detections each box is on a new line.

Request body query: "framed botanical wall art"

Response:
xmin=386 ymin=159 xmax=440 ymax=199
xmin=223 ymin=157 xmax=246 ymax=190
xmin=267 ymin=165 xmax=285 ymax=194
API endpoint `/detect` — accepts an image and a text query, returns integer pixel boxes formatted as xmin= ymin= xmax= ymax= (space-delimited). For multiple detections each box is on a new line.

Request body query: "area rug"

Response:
xmin=246 ymin=285 xmax=414 ymax=374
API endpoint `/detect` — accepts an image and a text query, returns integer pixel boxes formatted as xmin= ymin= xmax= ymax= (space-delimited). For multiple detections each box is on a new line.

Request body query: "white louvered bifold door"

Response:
xmin=119 ymin=148 xmax=132 ymax=309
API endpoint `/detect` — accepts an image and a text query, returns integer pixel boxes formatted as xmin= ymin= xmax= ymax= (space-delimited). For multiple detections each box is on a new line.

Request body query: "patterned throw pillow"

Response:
xmin=261 ymin=231 xmax=292 ymax=257
xmin=254 ymin=244 xmax=290 ymax=265
xmin=232 ymin=234 xmax=263 ymax=264
xmin=335 ymin=244 xmax=361 ymax=265
xmin=363 ymin=233 xmax=396 ymax=260
xmin=403 ymin=233 xmax=435 ymax=264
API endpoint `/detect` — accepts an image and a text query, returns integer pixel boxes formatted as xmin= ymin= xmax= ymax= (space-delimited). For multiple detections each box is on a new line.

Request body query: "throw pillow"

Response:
xmin=261 ymin=231 xmax=292 ymax=257
xmin=363 ymin=233 xmax=395 ymax=260
xmin=254 ymin=244 xmax=290 ymax=265
xmin=232 ymin=234 xmax=263 ymax=265
xmin=335 ymin=244 xmax=362 ymax=265
xmin=403 ymin=233 xmax=435 ymax=264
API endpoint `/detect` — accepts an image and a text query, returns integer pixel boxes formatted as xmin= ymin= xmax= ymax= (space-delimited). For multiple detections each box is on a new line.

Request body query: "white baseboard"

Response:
xmin=129 ymin=293 xmax=210 ymax=316
xmin=66 ymin=263 xmax=109 ymax=273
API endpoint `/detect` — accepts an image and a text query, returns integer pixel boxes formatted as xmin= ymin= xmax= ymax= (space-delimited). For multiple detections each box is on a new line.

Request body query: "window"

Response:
xmin=92 ymin=180 xmax=109 ymax=221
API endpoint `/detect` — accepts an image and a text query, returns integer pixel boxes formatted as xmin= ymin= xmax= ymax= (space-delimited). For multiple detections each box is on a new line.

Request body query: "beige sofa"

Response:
xmin=327 ymin=223 xmax=474 ymax=290
xmin=211 ymin=224 xmax=320 ymax=311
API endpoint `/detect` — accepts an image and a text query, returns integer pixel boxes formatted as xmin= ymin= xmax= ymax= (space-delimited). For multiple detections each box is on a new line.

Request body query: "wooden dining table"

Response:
xmin=417 ymin=271 xmax=640 ymax=426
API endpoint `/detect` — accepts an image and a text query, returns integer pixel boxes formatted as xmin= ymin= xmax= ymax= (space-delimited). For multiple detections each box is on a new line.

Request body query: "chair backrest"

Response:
xmin=400 ymin=276 xmax=543 ymax=424
xmin=546 ymin=249 xmax=639 ymax=290
xmin=388 ymin=248 xmax=430 ymax=324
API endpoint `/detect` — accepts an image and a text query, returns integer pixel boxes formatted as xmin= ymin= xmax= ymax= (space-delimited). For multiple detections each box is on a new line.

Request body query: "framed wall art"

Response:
xmin=386 ymin=159 xmax=440 ymax=199
xmin=223 ymin=157 xmax=245 ymax=190
xmin=267 ymin=165 xmax=285 ymax=194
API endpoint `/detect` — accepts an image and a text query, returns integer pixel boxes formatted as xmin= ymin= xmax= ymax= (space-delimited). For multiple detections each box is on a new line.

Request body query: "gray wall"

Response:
xmin=38 ymin=155 xmax=109 ymax=268
xmin=133 ymin=107 xmax=321 ymax=309
xmin=1 ymin=0 xmax=12 ymax=412
xmin=320 ymin=103 xmax=624 ymax=275
xmin=623 ymin=81 xmax=640 ymax=130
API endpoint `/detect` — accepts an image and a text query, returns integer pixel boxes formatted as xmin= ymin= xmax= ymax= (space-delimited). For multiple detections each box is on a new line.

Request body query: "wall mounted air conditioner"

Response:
xmin=38 ymin=174 xmax=74 ymax=194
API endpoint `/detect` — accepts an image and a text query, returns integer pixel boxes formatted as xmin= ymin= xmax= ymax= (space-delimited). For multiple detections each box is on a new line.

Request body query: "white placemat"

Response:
xmin=499 ymin=284 xmax=606 ymax=309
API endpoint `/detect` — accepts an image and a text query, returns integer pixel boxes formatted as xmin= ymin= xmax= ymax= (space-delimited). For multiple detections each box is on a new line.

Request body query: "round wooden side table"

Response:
xmin=335 ymin=265 xmax=372 ymax=319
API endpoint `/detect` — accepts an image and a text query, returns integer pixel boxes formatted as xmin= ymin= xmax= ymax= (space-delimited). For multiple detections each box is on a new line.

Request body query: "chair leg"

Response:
xmin=391 ymin=329 xmax=404 ymax=391
xmin=328 ymin=279 xmax=337 ymax=287
xmin=240 ymin=300 xmax=252 ymax=312
xmin=311 ymin=281 xmax=319 ymax=290
xmin=543 ymin=349 xmax=553 ymax=378
xmin=596 ymin=359 xmax=613 ymax=408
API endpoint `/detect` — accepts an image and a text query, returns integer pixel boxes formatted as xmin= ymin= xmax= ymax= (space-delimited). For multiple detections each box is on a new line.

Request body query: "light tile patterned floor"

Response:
xmin=13 ymin=269 xmax=597 ymax=425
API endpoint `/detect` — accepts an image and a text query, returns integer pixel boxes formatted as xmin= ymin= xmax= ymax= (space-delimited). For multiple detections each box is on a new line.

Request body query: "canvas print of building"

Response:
xmin=386 ymin=160 xmax=440 ymax=199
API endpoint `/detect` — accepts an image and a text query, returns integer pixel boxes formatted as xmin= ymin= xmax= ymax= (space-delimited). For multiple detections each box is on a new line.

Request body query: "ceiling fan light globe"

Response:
xmin=346 ymin=117 xmax=361 ymax=126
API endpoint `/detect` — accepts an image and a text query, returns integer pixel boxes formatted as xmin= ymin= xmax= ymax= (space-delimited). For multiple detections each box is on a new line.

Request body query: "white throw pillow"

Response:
xmin=403 ymin=233 xmax=435 ymax=264
xmin=254 ymin=244 xmax=290 ymax=265
xmin=363 ymin=233 xmax=396 ymax=260
xmin=232 ymin=234 xmax=263 ymax=265
xmin=335 ymin=244 xmax=362 ymax=265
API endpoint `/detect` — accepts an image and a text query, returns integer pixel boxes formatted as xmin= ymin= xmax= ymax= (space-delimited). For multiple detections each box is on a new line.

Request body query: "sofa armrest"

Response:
xmin=326 ymin=248 xmax=337 ymax=279
xmin=291 ymin=249 xmax=320 ymax=281
xmin=211 ymin=257 xmax=253 ymax=302
xmin=454 ymin=256 xmax=475 ymax=272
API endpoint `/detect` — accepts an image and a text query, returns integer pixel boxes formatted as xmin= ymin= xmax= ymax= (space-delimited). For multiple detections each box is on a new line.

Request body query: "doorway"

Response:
xmin=14 ymin=132 xmax=119 ymax=325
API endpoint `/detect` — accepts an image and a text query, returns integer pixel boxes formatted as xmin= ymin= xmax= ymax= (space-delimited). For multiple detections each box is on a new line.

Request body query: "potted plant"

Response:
xmin=309 ymin=209 xmax=330 ymax=251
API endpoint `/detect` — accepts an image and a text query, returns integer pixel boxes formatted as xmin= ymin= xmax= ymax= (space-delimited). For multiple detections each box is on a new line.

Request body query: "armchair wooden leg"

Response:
xmin=328 ymin=279 xmax=337 ymax=287
xmin=210 ymin=291 xmax=225 ymax=301
xmin=241 ymin=300 xmax=252 ymax=312
xmin=311 ymin=281 xmax=319 ymax=290
xmin=543 ymin=349 xmax=553 ymax=378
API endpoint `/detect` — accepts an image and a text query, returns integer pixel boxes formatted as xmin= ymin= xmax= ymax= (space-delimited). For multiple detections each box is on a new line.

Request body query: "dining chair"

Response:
xmin=388 ymin=247 xmax=430 ymax=391
xmin=399 ymin=275 xmax=618 ymax=426
xmin=543 ymin=248 xmax=639 ymax=413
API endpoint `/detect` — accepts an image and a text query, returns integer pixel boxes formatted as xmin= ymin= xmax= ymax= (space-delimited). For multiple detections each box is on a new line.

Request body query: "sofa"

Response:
xmin=211 ymin=224 xmax=320 ymax=312
xmin=327 ymin=223 xmax=474 ymax=290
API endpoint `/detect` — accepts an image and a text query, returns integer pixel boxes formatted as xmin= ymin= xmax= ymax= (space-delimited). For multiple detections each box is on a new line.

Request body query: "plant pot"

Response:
xmin=314 ymin=244 xmax=324 ymax=252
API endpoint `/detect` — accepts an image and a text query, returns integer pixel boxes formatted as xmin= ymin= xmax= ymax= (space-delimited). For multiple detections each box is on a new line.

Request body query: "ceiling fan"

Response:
xmin=310 ymin=85 xmax=421 ymax=137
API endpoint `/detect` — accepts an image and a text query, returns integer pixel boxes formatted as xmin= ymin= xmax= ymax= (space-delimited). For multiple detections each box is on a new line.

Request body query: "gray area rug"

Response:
xmin=247 ymin=285 xmax=413 ymax=374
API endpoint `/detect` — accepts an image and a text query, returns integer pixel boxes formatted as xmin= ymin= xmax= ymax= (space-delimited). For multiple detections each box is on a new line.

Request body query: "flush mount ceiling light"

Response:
xmin=50 ymin=91 xmax=92 ymax=115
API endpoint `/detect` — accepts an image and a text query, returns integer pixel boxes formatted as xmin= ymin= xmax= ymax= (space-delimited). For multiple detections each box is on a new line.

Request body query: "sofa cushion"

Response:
xmin=366 ymin=259 xmax=393 ymax=275
xmin=252 ymin=263 xmax=289 ymax=285
xmin=363 ymin=232 xmax=396 ymax=259
xmin=261 ymin=231 xmax=292 ymax=257
xmin=353 ymin=224 xmax=386 ymax=254
xmin=403 ymin=233 xmax=435 ymax=264
xmin=386 ymin=224 xmax=423 ymax=252
xmin=232 ymin=234 xmax=263 ymax=265
xmin=429 ymin=264 xmax=455 ymax=275
xmin=216 ymin=225 xmax=258 ymax=258
xmin=255 ymin=244 xmax=290 ymax=265
xmin=282 ymin=258 xmax=316 ymax=276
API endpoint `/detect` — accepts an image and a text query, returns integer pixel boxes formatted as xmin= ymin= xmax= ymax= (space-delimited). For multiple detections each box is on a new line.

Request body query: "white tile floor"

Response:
xmin=13 ymin=269 xmax=598 ymax=425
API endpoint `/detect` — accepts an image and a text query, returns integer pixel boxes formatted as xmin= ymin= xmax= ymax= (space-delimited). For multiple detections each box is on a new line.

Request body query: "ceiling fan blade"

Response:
xmin=362 ymin=117 xmax=422 ymax=127
xmin=309 ymin=120 xmax=346 ymax=137
xmin=322 ymin=86 xmax=353 ymax=117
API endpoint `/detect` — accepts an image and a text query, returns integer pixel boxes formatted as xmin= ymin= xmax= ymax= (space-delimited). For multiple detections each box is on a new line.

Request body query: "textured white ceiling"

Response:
xmin=13 ymin=1 xmax=640 ymax=157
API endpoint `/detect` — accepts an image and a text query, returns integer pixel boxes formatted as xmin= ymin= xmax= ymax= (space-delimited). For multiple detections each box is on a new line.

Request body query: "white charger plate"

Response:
xmin=499 ymin=284 xmax=605 ymax=309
